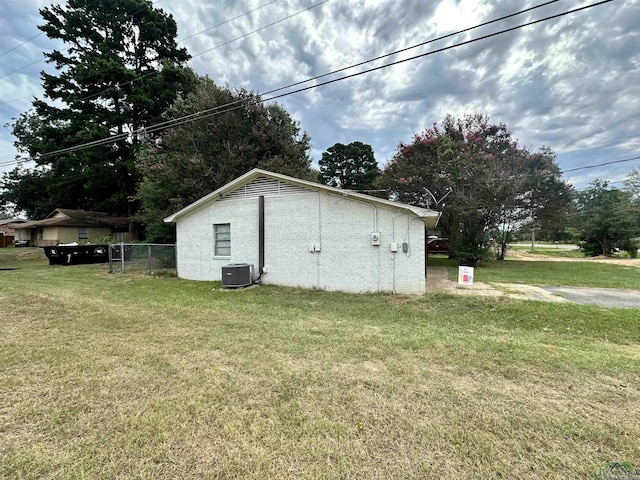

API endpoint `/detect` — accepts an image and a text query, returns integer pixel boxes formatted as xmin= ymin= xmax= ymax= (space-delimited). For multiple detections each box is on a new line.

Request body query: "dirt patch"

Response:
xmin=426 ymin=265 xmax=640 ymax=307
xmin=426 ymin=267 xmax=569 ymax=303
xmin=508 ymin=250 xmax=640 ymax=267
xmin=425 ymin=267 xmax=499 ymax=297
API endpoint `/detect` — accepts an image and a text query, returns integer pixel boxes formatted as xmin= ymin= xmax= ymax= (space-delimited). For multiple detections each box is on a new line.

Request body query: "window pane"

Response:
xmin=214 ymin=223 xmax=230 ymax=256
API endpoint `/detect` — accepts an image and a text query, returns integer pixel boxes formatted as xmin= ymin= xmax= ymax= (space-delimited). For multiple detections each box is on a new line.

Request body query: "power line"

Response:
xmin=32 ymin=0 xmax=579 ymax=158
xmin=0 ymin=32 xmax=45 ymax=60
xmin=0 ymin=0 xmax=122 ymax=81
xmin=0 ymin=0 xmax=103 ymax=60
xmin=2 ymin=0 xmax=550 ymax=108
xmin=72 ymin=0 xmax=327 ymax=105
xmin=0 ymin=0 xmax=167 ymax=85
xmin=0 ymin=94 xmax=34 ymax=106
xmin=45 ymin=0 xmax=558 ymax=110
xmin=1 ymin=0 xmax=615 ymax=164
xmin=259 ymin=0 xmax=562 ymax=98
xmin=134 ymin=1 xmax=619 ymax=149
xmin=190 ymin=0 xmax=329 ymax=59
xmin=178 ymin=0 xmax=281 ymax=43
xmin=562 ymin=156 xmax=640 ymax=173
xmin=0 ymin=0 xmax=296 ymax=107
xmin=0 ymin=54 xmax=47 ymax=81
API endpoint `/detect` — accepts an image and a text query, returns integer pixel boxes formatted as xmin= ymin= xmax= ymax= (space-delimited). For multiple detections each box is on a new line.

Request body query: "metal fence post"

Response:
xmin=121 ymin=242 xmax=125 ymax=273
xmin=147 ymin=244 xmax=152 ymax=274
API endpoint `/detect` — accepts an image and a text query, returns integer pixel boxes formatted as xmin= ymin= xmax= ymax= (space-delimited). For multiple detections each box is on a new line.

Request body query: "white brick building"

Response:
xmin=164 ymin=169 xmax=440 ymax=294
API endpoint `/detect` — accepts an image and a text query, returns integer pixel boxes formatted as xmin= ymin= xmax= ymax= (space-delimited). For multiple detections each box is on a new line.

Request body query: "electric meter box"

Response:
xmin=371 ymin=232 xmax=380 ymax=246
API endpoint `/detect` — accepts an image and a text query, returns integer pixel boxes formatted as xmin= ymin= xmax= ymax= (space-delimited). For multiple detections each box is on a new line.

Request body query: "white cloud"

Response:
xmin=1 ymin=0 xmax=639 ymax=186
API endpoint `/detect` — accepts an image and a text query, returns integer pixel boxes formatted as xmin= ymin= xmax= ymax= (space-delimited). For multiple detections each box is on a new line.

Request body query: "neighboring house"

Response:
xmin=0 ymin=219 xmax=27 ymax=247
xmin=14 ymin=209 xmax=135 ymax=247
xmin=164 ymin=169 xmax=441 ymax=294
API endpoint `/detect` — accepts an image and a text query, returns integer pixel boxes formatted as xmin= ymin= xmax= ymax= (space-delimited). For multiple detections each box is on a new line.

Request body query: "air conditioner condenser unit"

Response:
xmin=222 ymin=263 xmax=254 ymax=288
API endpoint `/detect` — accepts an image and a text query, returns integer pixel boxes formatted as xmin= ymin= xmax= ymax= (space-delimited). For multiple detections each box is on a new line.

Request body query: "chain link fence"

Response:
xmin=108 ymin=243 xmax=176 ymax=275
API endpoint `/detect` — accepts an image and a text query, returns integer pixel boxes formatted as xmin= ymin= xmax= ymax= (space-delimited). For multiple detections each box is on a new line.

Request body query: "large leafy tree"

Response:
xmin=497 ymin=147 xmax=574 ymax=255
xmin=380 ymin=114 xmax=572 ymax=265
xmin=572 ymin=180 xmax=639 ymax=256
xmin=136 ymin=76 xmax=315 ymax=242
xmin=319 ymin=142 xmax=378 ymax=190
xmin=1 ymin=0 xmax=194 ymax=219
xmin=624 ymin=169 xmax=640 ymax=200
xmin=624 ymin=169 xmax=640 ymax=241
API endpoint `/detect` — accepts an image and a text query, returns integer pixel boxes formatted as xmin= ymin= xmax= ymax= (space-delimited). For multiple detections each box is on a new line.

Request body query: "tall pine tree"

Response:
xmin=2 ymin=0 xmax=194 ymax=219
xmin=319 ymin=142 xmax=378 ymax=190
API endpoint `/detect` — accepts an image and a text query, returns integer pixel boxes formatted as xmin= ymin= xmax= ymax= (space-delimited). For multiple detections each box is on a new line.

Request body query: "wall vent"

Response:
xmin=220 ymin=177 xmax=311 ymax=201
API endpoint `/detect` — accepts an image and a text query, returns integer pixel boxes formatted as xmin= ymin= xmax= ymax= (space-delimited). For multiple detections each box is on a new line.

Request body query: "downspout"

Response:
xmin=317 ymin=191 xmax=322 ymax=288
xmin=256 ymin=195 xmax=265 ymax=282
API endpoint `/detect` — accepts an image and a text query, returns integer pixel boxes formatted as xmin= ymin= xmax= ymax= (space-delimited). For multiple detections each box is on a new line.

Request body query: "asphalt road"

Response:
xmin=510 ymin=243 xmax=579 ymax=250
xmin=542 ymin=286 xmax=640 ymax=308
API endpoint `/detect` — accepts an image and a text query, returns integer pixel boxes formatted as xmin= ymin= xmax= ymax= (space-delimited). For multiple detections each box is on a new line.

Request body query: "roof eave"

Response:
xmin=163 ymin=168 xmax=442 ymax=225
xmin=164 ymin=169 xmax=268 ymax=223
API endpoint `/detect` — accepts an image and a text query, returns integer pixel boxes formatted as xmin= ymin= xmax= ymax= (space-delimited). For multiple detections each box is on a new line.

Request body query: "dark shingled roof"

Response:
xmin=16 ymin=209 xmax=130 ymax=229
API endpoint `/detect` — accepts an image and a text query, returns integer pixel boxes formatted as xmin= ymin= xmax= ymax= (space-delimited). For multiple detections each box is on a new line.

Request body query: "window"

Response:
xmin=78 ymin=227 xmax=89 ymax=241
xmin=214 ymin=223 xmax=230 ymax=256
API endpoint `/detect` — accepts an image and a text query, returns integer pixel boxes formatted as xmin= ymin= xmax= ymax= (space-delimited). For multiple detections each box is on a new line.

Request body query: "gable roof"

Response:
xmin=16 ymin=209 xmax=129 ymax=229
xmin=0 ymin=219 xmax=27 ymax=226
xmin=164 ymin=168 xmax=441 ymax=228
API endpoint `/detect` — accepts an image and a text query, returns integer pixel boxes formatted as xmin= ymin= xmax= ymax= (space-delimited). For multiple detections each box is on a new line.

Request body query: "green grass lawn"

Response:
xmin=1 ymin=250 xmax=639 ymax=479
xmin=429 ymin=255 xmax=640 ymax=290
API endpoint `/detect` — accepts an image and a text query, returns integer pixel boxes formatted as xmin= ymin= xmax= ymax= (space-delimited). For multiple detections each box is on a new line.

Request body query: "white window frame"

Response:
xmin=214 ymin=223 xmax=231 ymax=257
xmin=78 ymin=227 xmax=89 ymax=241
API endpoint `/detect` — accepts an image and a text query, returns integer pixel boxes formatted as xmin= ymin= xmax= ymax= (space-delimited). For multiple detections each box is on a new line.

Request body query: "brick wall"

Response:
xmin=175 ymin=191 xmax=425 ymax=294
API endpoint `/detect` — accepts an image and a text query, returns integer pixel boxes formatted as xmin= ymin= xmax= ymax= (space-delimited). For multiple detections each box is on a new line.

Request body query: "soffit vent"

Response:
xmin=220 ymin=177 xmax=312 ymax=201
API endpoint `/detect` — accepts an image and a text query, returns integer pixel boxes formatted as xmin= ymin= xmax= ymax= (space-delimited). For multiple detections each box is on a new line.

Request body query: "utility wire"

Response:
xmin=140 ymin=1 xmax=617 ymax=143
xmin=191 ymin=0 xmax=328 ymax=59
xmin=56 ymin=0 xmax=550 ymax=138
xmin=2 ymin=0 xmax=557 ymax=107
xmin=259 ymin=0 xmax=561 ymax=98
xmin=1 ymin=0 xmax=615 ymax=163
xmin=0 ymin=0 xmax=103 ymax=60
xmin=0 ymin=0 xmax=294 ymax=107
xmin=29 ymin=0 xmax=583 ymax=159
xmin=177 ymin=0 xmax=281 ymax=43
xmin=114 ymin=2 xmax=620 ymax=153
xmin=0 ymin=53 xmax=49 ymax=81
xmin=0 ymin=0 xmax=139 ymax=81
xmin=0 ymin=0 xmax=167 ymax=87
xmin=0 ymin=32 xmax=45 ymax=59
xmin=562 ymin=156 xmax=640 ymax=173
xmin=73 ymin=0 xmax=327 ymax=105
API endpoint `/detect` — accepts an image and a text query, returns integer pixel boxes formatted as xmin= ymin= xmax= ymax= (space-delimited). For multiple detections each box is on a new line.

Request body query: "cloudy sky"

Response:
xmin=1 ymin=0 xmax=639 ymax=193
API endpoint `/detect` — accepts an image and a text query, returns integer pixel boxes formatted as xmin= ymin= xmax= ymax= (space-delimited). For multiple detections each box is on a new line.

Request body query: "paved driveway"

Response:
xmin=541 ymin=286 xmax=640 ymax=308
xmin=426 ymin=267 xmax=640 ymax=308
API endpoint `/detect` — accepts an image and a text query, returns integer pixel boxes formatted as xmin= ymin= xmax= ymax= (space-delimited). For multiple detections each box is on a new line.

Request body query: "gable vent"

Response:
xmin=220 ymin=177 xmax=312 ymax=201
